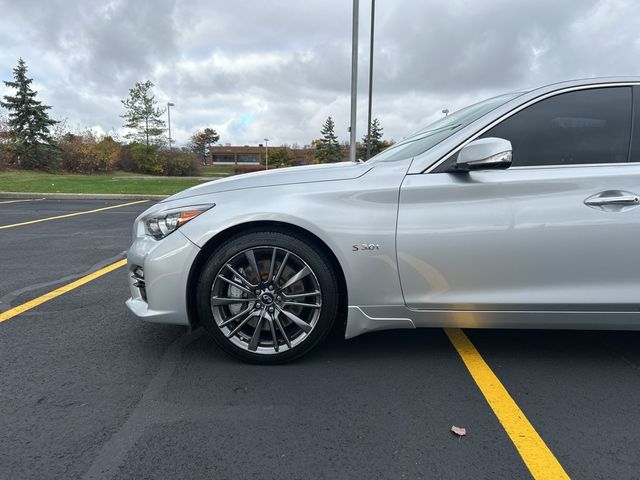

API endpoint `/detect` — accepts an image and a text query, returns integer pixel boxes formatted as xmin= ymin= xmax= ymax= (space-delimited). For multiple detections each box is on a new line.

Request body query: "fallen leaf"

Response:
xmin=451 ymin=425 xmax=467 ymax=437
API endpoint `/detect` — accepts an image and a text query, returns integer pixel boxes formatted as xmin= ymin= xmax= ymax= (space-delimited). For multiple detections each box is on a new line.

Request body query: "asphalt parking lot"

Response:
xmin=1 ymin=198 xmax=639 ymax=479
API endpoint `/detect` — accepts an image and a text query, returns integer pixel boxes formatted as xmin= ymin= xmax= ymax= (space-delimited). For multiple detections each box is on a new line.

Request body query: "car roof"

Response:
xmin=530 ymin=76 xmax=640 ymax=92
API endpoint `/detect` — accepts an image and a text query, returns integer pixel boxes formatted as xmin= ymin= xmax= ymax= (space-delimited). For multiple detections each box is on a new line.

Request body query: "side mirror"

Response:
xmin=452 ymin=137 xmax=512 ymax=172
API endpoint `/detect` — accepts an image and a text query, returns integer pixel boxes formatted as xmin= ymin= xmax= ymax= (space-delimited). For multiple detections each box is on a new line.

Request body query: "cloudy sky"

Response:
xmin=1 ymin=0 xmax=639 ymax=147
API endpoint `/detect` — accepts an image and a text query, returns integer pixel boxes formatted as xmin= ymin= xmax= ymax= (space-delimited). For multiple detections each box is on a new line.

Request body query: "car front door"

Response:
xmin=396 ymin=86 xmax=640 ymax=316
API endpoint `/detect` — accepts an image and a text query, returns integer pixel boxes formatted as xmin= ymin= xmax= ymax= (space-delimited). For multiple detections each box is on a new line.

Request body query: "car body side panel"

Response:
xmin=353 ymin=305 xmax=640 ymax=332
xmin=397 ymin=164 xmax=640 ymax=311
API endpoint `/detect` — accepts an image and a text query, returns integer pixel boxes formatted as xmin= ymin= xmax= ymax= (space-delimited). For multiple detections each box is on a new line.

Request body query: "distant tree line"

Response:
xmin=0 ymin=58 xmax=394 ymax=175
xmin=0 ymin=59 xmax=220 ymax=176
xmin=260 ymin=115 xmax=393 ymax=169
xmin=313 ymin=115 xmax=393 ymax=164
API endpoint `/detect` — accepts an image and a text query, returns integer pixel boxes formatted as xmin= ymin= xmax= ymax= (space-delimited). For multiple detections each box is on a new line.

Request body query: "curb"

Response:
xmin=0 ymin=192 xmax=169 ymax=201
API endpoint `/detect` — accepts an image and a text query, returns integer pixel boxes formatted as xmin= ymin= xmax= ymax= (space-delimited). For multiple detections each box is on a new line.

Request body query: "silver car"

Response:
xmin=127 ymin=77 xmax=640 ymax=363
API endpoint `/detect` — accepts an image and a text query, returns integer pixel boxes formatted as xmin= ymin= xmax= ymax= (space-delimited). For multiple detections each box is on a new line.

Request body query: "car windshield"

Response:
xmin=368 ymin=92 xmax=524 ymax=163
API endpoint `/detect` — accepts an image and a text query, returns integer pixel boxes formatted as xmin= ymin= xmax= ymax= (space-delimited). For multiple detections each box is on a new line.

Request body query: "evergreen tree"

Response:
xmin=359 ymin=117 xmax=385 ymax=160
xmin=315 ymin=116 xmax=343 ymax=163
xmin=120 ymin=80 xmax=166 ymax=148
xmin=1 ymin=58 xmax=58 ymax=169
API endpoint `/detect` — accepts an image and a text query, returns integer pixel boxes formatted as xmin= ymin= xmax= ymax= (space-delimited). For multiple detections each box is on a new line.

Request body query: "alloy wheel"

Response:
xmin=210 ymin=246 xmax=322 ymax=354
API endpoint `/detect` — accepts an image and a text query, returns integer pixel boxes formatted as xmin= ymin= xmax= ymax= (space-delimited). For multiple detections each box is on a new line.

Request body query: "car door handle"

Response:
xmin=585 ymin=195 xmax=639 ymax=206
xmin=584 ymin=191 xmax=640 ymax=210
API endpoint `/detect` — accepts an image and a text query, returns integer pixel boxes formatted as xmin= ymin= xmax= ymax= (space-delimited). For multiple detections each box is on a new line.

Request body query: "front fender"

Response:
xmin=177 ymin=161 xmax=409 ymax=308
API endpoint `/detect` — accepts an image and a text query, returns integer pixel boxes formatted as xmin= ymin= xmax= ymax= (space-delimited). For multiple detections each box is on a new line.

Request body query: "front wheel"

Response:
xmin=196 ymin=230 xmax=339 ymax=364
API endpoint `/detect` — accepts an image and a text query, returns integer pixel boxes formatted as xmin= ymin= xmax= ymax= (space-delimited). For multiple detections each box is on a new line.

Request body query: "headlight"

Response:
xmin=144 ymin=204 xmax=214 ymax=240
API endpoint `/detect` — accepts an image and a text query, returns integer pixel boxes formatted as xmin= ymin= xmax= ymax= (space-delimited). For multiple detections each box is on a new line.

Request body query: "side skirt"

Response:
xmin=345 ymin=305 xmax=640 ymax=339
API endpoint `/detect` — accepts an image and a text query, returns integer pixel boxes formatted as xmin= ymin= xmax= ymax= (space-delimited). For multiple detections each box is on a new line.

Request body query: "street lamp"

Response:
xmin=366 ymin=0 xmax=376 ymax=161
xmin=349 ymin=0 xmax=359 ymax=163
xmin=264 ymin=138 xmax=269 ymax=170
xmin=167 ymin=102 xmax=175 ymax=148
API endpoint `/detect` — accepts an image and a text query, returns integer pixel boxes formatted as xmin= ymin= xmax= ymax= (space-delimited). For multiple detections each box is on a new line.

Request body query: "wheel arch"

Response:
xmin=185 ymin=220 xmax=348 ymax=330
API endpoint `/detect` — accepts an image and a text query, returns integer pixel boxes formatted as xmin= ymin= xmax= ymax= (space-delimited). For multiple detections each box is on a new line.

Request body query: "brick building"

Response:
xmin=207 ymin=145 xmax=318 ymax=165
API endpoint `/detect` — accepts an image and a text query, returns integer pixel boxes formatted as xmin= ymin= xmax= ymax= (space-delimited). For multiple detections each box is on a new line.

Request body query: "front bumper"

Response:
xmin=125 ymin=230 xmax=200 ymax=326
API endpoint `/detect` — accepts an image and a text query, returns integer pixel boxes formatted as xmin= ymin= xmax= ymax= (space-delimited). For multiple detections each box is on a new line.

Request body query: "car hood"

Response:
xmin=162 ymin=161 xmax=373 ymax=203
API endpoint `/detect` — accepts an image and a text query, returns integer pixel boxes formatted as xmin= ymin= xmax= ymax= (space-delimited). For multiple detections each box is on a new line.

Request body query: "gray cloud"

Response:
xmin=1 ymin=0 xmax=639 ymax=146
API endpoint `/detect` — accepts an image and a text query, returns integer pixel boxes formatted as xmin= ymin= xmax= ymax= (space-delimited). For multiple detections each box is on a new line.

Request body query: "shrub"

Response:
xmin=0 ymin=144 xmax=14 ymax=170
xmin=261 ymin=147 xmax=297 ymax=168
xmin=159 ymin=149 xmax=202 ymax=176
xmin=95 ymin=136 xmax=120 ymax=171
xmin=59 ymin=131 xmax=119 ymax=173
xmin=233 ymin=165 xmax=266 ymax=175
xmin=116 ymin=144 xmax=134 ymax=171
xmin=25 ymin=144 xmax=61 ymax=172
xmin=0 ymin=118 xmax=14 ymax=170
xmin=129 ymin=143 xmax=164 ymax=175
xmin=0 ymin=151 xmax=9 ymax=170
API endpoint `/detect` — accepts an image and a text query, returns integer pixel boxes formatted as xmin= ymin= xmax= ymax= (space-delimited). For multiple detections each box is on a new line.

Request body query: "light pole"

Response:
xmin=167 ymin=102 xmax=175 ymax=148
xmin=264 ymin=138 xmax=269 ymax=170
xmin=349 ymin=0 xmax=359 ymax=162
xmin=366 ymin=0 xmax=375 ymax=160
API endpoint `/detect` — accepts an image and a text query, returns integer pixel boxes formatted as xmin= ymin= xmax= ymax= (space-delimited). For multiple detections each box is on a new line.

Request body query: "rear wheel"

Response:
xmin=196 ymin=230 xmax=339 ymax=363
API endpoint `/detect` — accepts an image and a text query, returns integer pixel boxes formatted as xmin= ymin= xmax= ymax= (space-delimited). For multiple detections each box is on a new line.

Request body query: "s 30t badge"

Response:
xmin=352 ymin=243 xmax=380 ymax=252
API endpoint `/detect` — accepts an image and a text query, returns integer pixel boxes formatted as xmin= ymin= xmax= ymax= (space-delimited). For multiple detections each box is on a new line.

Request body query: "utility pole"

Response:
xmin=366 ymin=0 xmax=375 ymax=160
xmin=349 ymin=0 xmax=359 ymax=162
xmin=264 ymin=138 xmax=269 ymax=170
xmin=167 ymin=102 xmax=175 ymax=148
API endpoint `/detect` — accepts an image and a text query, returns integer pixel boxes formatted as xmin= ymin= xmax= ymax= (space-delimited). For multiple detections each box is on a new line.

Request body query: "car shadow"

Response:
xmin=183 ymin=327 xmax=457 ymax=367
xmin=465 ymin=328 xmax=640 ymax=364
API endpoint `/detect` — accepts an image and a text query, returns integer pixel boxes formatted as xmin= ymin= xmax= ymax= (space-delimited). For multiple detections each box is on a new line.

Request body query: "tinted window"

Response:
xmin=631 ymin=86 xmax=640 ymax=162
xmin=481 ymin=87 xmax=632 ymax=167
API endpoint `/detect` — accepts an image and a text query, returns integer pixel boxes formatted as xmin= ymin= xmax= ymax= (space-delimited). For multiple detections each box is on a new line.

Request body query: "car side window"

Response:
xmin=631 ymin=86 xmax=640 ymax=162
xmin=480 ymin=87 xmax=632 ymax=167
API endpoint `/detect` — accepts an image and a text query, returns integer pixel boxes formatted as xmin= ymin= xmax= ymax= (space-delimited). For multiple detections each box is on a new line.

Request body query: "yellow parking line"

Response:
xmin=0 ymin=259 xmax=127 ymax=324
xmin=0 ymin=200 xmax=148 ymax=230
xmin=445 ymin=328 xmax=570 ymax=480
xmin=0 ymin=198 xmax=44 ymax=205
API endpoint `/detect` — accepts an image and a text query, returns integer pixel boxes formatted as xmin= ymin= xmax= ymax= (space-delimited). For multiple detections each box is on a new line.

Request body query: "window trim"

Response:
xmin=509 ymin=162 xmax=637 ymax=171
xmin=427 ymin=82 xmax=639 ymax=174
xmin=629 ymin=85 xmax=640 ymax=163
xmin=626 ymin=86 xmax=636 ymax=163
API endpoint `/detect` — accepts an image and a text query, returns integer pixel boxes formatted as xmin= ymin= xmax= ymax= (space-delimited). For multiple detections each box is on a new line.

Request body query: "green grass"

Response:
xmin=201 ymin=164 xmax=235 ymax=176
xmin=0 ymin=170 xmax=212 ymax=195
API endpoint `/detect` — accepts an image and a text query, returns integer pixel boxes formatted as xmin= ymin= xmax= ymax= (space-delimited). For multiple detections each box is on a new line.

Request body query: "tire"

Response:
xmin=196 ymin=229 xmax=339 ymax=364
